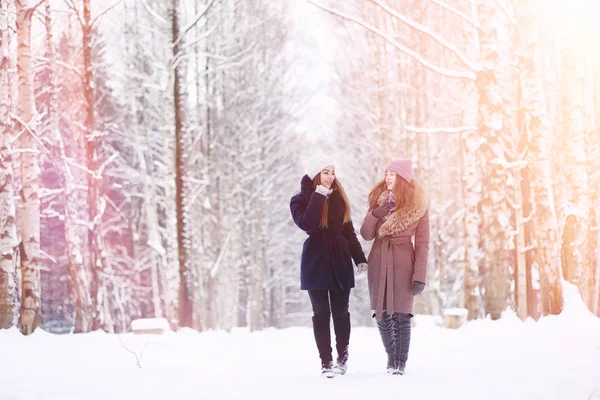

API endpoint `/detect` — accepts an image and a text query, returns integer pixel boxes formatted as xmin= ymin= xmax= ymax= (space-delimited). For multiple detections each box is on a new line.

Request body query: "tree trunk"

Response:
xmin=476 ymin=0 xmax=512 ymax=320
xmin=587 ymin=30 xmax=600 ymax=315
xmin=560 ymin=36 xmax=589 ymax=298
xmin=0 ymin=0 xmax=19 ymax=327
xmin=514 ymin=169 xmax=528 ymax=319
xmin=461 ymin=94 xmax=482 ymax=319
xmin=80 ymin=0 xmax=112 ymax=332
xmin=512 ymin=0 xmax=564 ymax=315
xmin=171 ymin=0 xmax=193 ymax=329
xmin=138 ymin=144 xmax=166 ymax=319
xmin=15 ymin=0 xmax=42 ymax=334
xmin=43 ymin=2 xmax=92 ymax=333
xmin=0 ymin=118 xmax=18 ymax=331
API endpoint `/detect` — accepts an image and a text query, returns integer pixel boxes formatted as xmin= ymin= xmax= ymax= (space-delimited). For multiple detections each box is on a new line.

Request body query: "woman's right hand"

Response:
xmin=314 ymin=185 xmax=329 ymax=196
xmin=372 ymin=204 xmax=390 ymax=219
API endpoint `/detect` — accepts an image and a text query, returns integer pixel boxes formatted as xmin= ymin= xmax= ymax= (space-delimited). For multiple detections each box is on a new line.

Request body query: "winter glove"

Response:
xmin=411 ymin=281 xmax=425 ymax=296
xmin=356 ymin=263 xmax=368 ymax=274
xmin=314 ymin=185 xmax=330 ymax=196
xmin=372 ymin=204 xmax=390 ymax=219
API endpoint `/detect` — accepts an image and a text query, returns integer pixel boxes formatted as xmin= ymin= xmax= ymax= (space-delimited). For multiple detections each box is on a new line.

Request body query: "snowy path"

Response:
xmin=2 ymin=307 xmax=600 ymax=400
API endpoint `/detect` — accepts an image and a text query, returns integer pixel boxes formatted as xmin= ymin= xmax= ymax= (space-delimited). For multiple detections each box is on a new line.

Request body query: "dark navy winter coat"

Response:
xmin=290 ymin=175 xmax=367 ymax=290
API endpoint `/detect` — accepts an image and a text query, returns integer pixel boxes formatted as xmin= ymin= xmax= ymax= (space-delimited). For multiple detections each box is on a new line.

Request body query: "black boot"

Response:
xmin=377 ymin=312 xmax=394 ymax=373
xmin=312 ymin=314 xmax=334 ymax=377
xmin=332 ymin=312 xmax=350 ymax=375
xmin=391 ymin=313 xmax=411 ymax=375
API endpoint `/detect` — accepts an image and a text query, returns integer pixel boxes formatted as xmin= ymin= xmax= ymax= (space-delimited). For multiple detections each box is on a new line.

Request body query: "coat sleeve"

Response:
xmin=290 ymin=192 xmax=326 ymax=234
xmin=342 ymin=220 xmax=367 ymax=265
xmin=360 ymin=211 xmax=379 ymax=241
xmin=412 ymin=209 xmax=430 ymax=283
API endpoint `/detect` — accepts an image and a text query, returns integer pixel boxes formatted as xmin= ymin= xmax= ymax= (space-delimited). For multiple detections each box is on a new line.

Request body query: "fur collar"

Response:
xmin=376 ymin=179 xmax=429 ymax=237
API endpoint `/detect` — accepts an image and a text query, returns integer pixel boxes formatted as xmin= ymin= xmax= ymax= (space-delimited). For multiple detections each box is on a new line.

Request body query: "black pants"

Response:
xmin=308 ymin=289 xmax=351 ymax=365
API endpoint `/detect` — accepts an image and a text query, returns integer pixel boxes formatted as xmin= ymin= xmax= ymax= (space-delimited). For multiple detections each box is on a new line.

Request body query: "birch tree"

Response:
xmin=474 ymin=0 xmax=514 ymax=320
xmin=593 ymin=23 xmax=600 ymax=315
xmin=119 ymin=0 xmax=179 ymax=325
xmin=39 ymin=2 xmax=93 ymax=332
xmin=586 ymin=20 xmax=600 ymax=314
xmin=170 ymin=0 xmax=194 ymax=329
xmin=15 ymin=0 xmax=43 ymax=334
xmin=559 ymin=29 xmax=589 ymax=298
xmin=513 ymin=0 xmax=563 ymax=315
xmin=77 ymin=0 xmax=112 ymax=332
xmin=0 ymin=0 xmax=19 ymax=329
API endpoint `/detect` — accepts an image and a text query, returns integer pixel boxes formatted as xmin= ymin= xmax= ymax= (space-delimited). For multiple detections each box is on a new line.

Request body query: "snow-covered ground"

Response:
xmin=2 ymin=284 xmax=600 ymax=400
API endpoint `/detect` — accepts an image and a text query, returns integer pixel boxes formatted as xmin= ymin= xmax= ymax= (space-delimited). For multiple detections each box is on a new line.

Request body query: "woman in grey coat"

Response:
xmin=360 ymin=158 xmax=430 ymax=375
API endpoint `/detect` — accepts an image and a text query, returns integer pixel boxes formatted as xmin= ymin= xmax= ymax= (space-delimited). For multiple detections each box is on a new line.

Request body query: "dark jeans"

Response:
xmin=308 ymin=289 xmax=350 ymax=318
xmin=308 ymin=289 xmax=351 ymax=365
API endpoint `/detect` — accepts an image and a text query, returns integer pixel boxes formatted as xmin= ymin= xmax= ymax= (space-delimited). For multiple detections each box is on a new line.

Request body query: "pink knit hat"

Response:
xmin=385 ymin=158 xmax=413 ymax=183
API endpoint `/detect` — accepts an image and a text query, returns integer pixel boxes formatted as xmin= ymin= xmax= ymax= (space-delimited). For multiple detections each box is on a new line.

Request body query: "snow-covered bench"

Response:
xmin=131 ymin=318 xmax=171 ymax=334
xmin=442 ymin=308 xmax=468 ymax=329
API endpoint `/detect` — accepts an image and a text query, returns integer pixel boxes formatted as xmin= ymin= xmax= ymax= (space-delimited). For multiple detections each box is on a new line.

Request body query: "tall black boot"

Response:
xmin=391 ymin=312 xmax=411 ymax=375
xmin=332 ymin=312 xmax=350 ymax=375
xmin=312 ymin=314 xmax=333 ymax=377
xmin=376 ymin=312 xmax=394 ymax=372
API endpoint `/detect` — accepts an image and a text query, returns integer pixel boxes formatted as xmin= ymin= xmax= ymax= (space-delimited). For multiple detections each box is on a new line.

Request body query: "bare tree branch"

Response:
xmin=62 ymin=0 xmax=84 ymax=28
xmin=173 ymin=0 xmax=217 ymax=46
xmin=91 ymin=0 xmax=124 ymax=28
xmin=118 ymin=335 xmax=148 ymax=369
xmin=180 ymin=25 xmax=218 ymax=52
xmin=369 ymin=0 xmax=479 ymax=73
xmin=307 ymin=0 xmax=476 ymax=81
xmin=427 ymin=0 xmax=480 ymax=28
xmin=34 ymin=56 xmax=84 ymax=81
xmin=492 ymin=0 xmax=516 ymax=26
xmin=30 ymin=0 xmax=47 ymax=14
xmin=404 ymin=125 xmax=478 ymax=134
xmin=10 ymin=112 xmax=50 ymax=154
xmin=140 ymin=0 xmax=166 ymax=24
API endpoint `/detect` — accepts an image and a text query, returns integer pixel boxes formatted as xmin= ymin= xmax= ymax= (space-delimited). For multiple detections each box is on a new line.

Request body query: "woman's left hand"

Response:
xmin=411 ymin=281 xmax=425 ymax=296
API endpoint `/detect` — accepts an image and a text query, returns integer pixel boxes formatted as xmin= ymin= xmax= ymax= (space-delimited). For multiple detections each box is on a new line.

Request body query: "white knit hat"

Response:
xmin=305 ymin=154 xmax=336 ymax=180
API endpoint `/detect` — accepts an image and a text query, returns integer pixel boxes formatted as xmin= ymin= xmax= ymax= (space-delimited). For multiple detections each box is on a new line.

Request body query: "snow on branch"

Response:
xmin=34 ymin=56 xmax=84 ymax=81
xmin=97 ymin=152 xmax=119 ymax=178
xmin=173 ymin=0 xmax=217 ymax=46
xmin=307 ymin=0 xmax=476 ymax=81
xmin=210 ymin=232 xmax=231 ymax=279
xmin=91 ymin=0 xmax=125 ymax=28
xmin=427 ymin=0 xmax=480 ymax=28
xmin=180 ymin=25 xmax=218 ymax=52
xmin=492 ymin=0 xmax=516 ymax=26
xmin=140 ymin=0 xmax=166 ymax=24
xmin=520 ymin=240 xmax=537 ymax=253
xmin=404 ymin=125 xmax=477 ymax=134
xmin=62 ymin=0 xmax=84 ymax=28
xmin=10 ymin=112 xmax=50 ymax=154
xmin=369 ymin=0 xmax=479 ymax=74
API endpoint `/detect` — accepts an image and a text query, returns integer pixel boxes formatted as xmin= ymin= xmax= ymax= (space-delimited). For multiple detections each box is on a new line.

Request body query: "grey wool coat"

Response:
xmin=360 ymin=180 xmax=430 ymax=320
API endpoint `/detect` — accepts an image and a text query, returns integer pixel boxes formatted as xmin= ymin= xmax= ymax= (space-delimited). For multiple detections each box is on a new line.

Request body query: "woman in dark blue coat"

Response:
xmin=290 ymin=156 xmax=367 ymax=378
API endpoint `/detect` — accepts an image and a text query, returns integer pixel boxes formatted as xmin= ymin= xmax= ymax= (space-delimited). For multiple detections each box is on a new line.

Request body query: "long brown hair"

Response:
xmin=367 ymin=176 xmax=414 ymax=212
xmin=313 ymin=174 xmax=351 ymax=228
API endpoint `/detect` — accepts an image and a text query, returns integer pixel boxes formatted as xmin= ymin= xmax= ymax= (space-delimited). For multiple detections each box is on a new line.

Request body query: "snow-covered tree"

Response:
xmin=0 ymin=0 xmax=19 ymax=329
